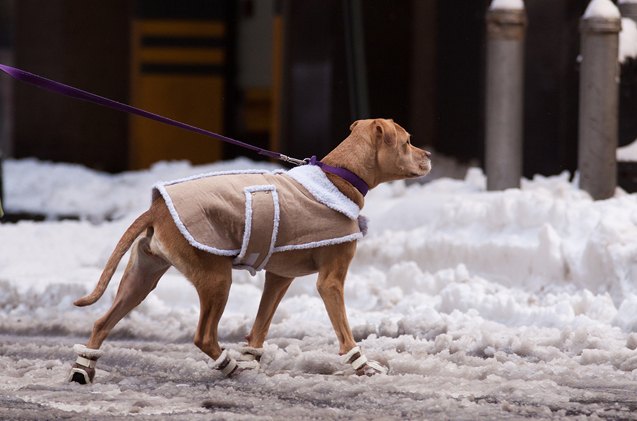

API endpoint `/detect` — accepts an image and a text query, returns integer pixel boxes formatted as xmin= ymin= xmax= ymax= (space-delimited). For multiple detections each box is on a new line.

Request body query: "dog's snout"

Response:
xmin=424 ymin=150 xmax=431 ymax=158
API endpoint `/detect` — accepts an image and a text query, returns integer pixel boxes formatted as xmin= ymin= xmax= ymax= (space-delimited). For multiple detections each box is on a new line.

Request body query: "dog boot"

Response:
xmin=237 ymin=346 xmax=263 ymax=370
xmin=210 ymin=349 xmax=239 ymax=377
xmin=68 ymin=344 xmax=103 ymax=384
xmin=342 ymin=346 xmax=388 ymax=376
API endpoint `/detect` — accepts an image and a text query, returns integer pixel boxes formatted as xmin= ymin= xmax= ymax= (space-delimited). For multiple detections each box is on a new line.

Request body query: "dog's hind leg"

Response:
xmin=69 ymin=236 xmax=169 ymax=384
xmin=188 ymin=256 xmax=238 ymax=377
xmin=242 ymin=272 xmax=294 ymax=361
xmin=240 ymin=272 xmax=294 ymax=369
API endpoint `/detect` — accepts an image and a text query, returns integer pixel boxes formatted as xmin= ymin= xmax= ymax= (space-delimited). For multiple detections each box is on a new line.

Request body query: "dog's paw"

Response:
xmin=67 ymin=365 xmax=96 ymax=384
xmin=343 ymin=346 xmax=388 ymax=377
xmin=355 ymin=360 xmax=388 ymax=376
xmin=237 ymin=359 xmax=260 ymax=371
xmin=238 ymin=346 xmax=263 ymax=362
xmin=210 ymin=349 xmax=239 ymax=377
xmin=68 ymin=344 xmax=101 ymax=384
xmin=235 ymin=346 xmax=263 ymax=371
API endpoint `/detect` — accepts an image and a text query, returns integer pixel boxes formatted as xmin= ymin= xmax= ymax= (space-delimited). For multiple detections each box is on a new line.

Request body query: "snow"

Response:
xmin=489 ymin=0 xmax=524 ymax=10
xmin=620 ymin=18 xmax=637 ymax=62
xmin=583 ymin=0 xmax=621 ymax=19
xmin=2 ymin=157 xmax=637 ymax=418
xmin=618 ymin=137 xmax=637 ymax=161
xmin=4 ymin=157 xmax=280 ymax=221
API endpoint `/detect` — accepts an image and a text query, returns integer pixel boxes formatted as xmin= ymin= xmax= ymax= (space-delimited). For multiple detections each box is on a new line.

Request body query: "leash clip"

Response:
xmin=278 ymin=154 xmax=311 ymax=166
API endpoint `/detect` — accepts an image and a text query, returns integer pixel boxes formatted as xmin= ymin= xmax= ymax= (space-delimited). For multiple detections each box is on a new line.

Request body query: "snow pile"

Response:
xmin=620 ymin=17 xmax=637 ymax=62
xmin=2 ymin=158 xmax=637 ymax=417
xmin=489 ymin=0 xmax=524 ymax=10
xmin=618 ymin=137 xmax=637 ymax=161
xmin=3 ymin=157 xmax=280 ymax=220
xmin=3 ymin=158 xmax=637 ymax=334
xmin=583 ymin=0 xmax=621 ymax=19
xmin=0 ymin=160 xmax=637 ymax=328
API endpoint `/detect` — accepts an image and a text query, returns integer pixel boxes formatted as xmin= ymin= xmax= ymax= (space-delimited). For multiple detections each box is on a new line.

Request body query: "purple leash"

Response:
xmin=0 ymin=64 xmax=369 ymax=196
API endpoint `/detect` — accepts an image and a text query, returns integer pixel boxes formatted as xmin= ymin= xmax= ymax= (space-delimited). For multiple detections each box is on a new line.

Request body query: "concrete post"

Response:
xmin=485 ymin=1 xmax=526 ymax=191
xmin=578 ymin=0 xmax=621 ymax=200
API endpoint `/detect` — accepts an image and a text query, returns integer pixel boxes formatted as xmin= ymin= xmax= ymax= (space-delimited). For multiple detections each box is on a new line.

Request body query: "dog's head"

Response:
xmin=349 ymin=118 xmax=431 ymax=184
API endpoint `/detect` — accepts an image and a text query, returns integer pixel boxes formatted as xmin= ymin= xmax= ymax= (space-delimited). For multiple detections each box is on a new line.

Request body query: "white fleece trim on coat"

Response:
xmin=257 ymin=187 xmax=280 ymax=271
xmin=286 ymin=165 xmax=360 ymax=220
xmin=273 ymin=232 xmax=363 ymax=253
xmin=233 ymin=185 xmax=280 ymax=275
xmin=235 ymin=186 xmax=255 ymax=262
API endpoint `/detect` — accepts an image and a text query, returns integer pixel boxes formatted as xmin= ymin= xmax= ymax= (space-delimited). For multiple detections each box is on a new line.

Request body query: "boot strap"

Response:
xmin=75 ymin=356 xmax=97 ymax=369
xmin=212 ymin=349 xmax=238 ymax=377
xmin=343 ymin=346 xmax=367 ymax=370
xmin=239 ymin=346 xmax=264 ymax=361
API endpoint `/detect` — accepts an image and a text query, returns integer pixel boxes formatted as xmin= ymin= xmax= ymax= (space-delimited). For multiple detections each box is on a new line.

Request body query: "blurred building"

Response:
xmin=0 ymin=0 xmax=634 ymax=177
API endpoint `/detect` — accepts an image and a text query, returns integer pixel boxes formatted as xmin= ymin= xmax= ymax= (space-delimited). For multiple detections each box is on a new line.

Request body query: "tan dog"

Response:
xmin=68 ymin=118 xmax=431 ymax=384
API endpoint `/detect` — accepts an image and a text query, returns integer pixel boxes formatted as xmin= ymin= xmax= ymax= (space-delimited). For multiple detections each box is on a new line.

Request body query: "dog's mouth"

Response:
xmin=408 ymin=168 xmax=430 ymax=178
xmin=399 ymin=155 xmax=431 ymax=179
xmin=410 ymin=159 xmax=431 ymax=177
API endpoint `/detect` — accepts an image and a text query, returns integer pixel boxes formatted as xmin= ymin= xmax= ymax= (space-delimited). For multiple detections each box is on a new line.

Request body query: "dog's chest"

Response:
xmin=153 ymin=169 xmax=363 ymax=274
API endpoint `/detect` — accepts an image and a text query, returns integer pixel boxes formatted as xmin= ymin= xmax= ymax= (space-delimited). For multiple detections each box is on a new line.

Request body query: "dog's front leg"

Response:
xmin=316 ymin=268 xmax=357 ymax=355
xmin=315 ymin=244 xmax=387 ymax=376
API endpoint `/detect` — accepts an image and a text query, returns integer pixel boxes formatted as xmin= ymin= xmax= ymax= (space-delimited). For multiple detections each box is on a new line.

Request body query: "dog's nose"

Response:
xmin=424 ymin=150 xmax=431 ymax=158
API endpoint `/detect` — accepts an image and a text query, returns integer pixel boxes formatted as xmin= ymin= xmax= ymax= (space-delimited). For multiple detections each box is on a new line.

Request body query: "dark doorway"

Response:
xmin=14 ymin=0 xmax=131 ymax=172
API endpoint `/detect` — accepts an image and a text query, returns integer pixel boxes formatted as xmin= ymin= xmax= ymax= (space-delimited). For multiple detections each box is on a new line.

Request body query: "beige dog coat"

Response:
xmin=152 ymin=165 xmax=365 ymax=274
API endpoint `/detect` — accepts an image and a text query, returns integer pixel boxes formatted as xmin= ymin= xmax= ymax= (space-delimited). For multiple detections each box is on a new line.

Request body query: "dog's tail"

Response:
xmin=74 ymin=210 xmax=153 ymax=307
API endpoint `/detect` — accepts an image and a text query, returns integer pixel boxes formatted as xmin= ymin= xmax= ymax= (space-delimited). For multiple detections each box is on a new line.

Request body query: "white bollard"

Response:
xmin=485 ymin=0 xmax=526 ymax=191
xmin=578 ymin=0 xmax=622 ymax=200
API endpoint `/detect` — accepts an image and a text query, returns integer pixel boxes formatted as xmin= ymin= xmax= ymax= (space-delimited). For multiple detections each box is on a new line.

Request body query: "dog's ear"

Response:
xmin=374 ymin=119 xmax=397 ymax=147
xmin=349 ymin=120 xmax=360 ymax=131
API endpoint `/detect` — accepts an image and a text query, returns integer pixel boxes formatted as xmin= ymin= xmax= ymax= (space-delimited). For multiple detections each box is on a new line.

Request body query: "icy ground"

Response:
xmin=2 ymin=157 xmax=637 ymax=419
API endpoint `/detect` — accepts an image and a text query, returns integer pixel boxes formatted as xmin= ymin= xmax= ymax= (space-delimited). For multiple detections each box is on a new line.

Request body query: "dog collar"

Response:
xmin=308 ymin=156 xmax=369 ymax=197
